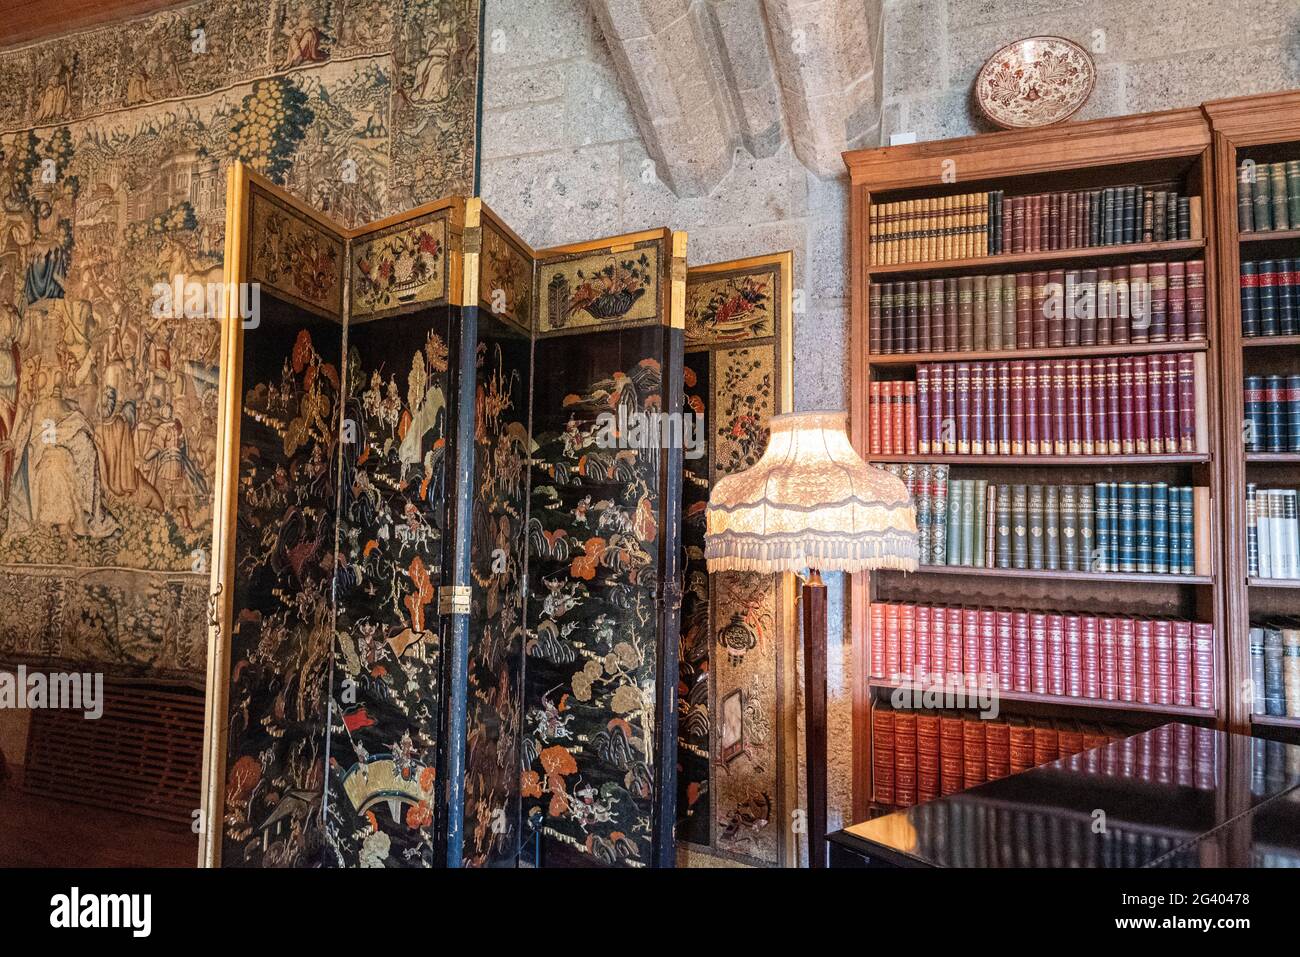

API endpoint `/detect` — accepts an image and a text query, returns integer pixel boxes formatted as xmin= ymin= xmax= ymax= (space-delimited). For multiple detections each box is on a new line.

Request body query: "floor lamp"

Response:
xmin=704 ymin=411 xmax=917 ymax=867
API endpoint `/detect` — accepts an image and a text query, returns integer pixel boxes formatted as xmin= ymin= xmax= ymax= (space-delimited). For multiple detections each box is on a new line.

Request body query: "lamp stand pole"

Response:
xmin=802 ymin=568 xmax=827 ymax=868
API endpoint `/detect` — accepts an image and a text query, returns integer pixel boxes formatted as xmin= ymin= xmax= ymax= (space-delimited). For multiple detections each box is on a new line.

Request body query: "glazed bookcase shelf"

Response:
xmin=868 ymin=678 xmax=1217 ymax=721
xmin=844 ymin=107 xmax=1230 ymax=821
xmin=1204 ymin=89 xmax=1300 ymax=740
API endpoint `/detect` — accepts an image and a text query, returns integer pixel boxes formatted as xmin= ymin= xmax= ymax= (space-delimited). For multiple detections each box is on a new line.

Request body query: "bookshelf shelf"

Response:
xmin=876 ymin=565 xmax=1212 ymax=585
xmin=1251 ymin=713 xmax=1300 ymax=729
xmin=1239 ymin=227 xmax=1300 ymax=243
xmin=868 ymin=238 xmax=1205 ymax=277
xmin=868 ymin=339 xmax=1209 ymax=366
xmin=1244 ymin=452 xmax=1300 ymax=463
xmin=1242 ymin=334 xmax=1300 ymax=348
xmin=1247 ymin=577 xmax=1300 ymax=588
xmin=868 ymin=679 xmax=1217 ymax=720
xmin=846 ymin=106 xmax=1230 ymax=820
xmin=868 ymin=453 xmax=1209 ymax=466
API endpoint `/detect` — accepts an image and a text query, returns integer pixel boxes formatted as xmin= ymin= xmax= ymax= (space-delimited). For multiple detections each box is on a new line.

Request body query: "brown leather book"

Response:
xmin=929 ymin=277 xmax=946 ymax=352
xmin=1048 ymin=268 xmax=1067 ymax=346
xmin=1008 ymin=718 xmax=1035 ymax=774
xmin=1129 ymin=262 xmax=1149 ymax=343
xmin=939 ymin=715 xmax=965 ymax=796
xmin=916 ymin=713 xmax=941 ymax=802
xmin=1112 ymin=263 xmax=1131 ymax=344
xmin=986 ymin=721 xmax=1011 ymax=780
xmin=1096 ymin=266 xmax=1113 ymax=344
xmin=872 ymin=707 xmax=896 ymax=805
xmin=1032 ymin=270 xmax=1050 ymax=346
xmin=962 ymin=718 xmax=988 ymax=789
xmin=894 ymin=710 xmax=918 ymax=806
xmin=1032 ymin=723 xmax=1060 ymax=766
xmin=944 ymin=276 xmax=959 ymax=348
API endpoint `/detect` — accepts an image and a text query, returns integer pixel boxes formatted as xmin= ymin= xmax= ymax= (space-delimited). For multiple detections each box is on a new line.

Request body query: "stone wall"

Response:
xmin=883 ymin=0 xmax=1300 ymax=143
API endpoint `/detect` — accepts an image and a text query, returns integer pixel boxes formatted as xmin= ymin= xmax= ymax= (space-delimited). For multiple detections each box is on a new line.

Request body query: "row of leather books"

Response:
xmin=877 ymin=465 xmax=1210 ymax=576
xmin=883 ymin=800 xmax=1200 ymax=868
xmin=1248 ymin=620 xmax=1300 ymax=718
xmin=869 ymin=192 xmax=999 ymax=265
xmin=866 ymin=380 xmax=918 ymax=454
xmin=1237 ymin=159 xmax=1300 ymax=233
xmin=882 ymin=353 xmax=1203 ymax=457
xmin=869 ymin=260 xmax=1207 ymax=355
xmin=1239 ymin=259 xmax=1300 ymax=337
xmin=1243 ymin=375 xmax=1300 ymax=453
xmin=868 ymin=602 xmax=1216 ymax=709
xmin=1247 ymin=486 xmax=1300 ymax=580
xmin=871 ymin=707 xmax=1217 ymax=807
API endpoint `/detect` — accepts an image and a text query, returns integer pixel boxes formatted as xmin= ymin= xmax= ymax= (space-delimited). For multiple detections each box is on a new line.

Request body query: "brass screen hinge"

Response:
xmin=438 ymin=584 xmax=472 ymax=616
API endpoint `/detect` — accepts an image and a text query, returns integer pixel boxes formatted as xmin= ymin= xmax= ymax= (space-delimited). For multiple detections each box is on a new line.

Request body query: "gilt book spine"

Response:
xmin=1186 ymin=259 xmax=1206 ymax=340
xmin=930 ymin=465 xmax=949 ymax=566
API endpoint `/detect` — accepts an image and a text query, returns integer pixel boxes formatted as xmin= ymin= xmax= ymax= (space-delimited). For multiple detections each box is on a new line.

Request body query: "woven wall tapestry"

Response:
xmin=0 ymin=0 xmax=481 ymax=685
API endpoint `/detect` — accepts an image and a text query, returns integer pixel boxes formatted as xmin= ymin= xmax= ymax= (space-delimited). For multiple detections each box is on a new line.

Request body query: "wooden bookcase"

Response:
xmin=1204 ymin=90 xmax=1300 ymax=738
xmin=843 ymin=108 xmax=1228 ymax=820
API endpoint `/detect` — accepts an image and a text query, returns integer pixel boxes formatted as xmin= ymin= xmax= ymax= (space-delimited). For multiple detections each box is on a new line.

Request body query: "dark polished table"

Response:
xmin=829 ymin=723 xmax=1300 ymax=867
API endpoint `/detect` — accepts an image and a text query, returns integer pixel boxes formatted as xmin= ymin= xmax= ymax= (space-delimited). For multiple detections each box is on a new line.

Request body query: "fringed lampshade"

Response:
xmin=705 ymin=410 xmax=919 ymax=574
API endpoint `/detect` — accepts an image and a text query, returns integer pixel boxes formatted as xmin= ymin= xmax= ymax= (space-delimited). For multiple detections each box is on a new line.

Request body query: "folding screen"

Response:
xmin=676 ymin=253 xmax=797 ymax=867
xmin=201 ymin=165 xmax=687 ymax=868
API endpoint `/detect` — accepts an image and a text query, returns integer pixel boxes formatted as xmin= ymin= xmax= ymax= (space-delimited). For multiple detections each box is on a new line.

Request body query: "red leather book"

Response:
xmin=1013 ymin=610 xmax=1031 ymax=692
xmin=916 ymin=714 xmax=941 ymax=802
xmin=1113 ymin=264 xmax=1131 ymax=345
xmin=1116 ymin=617 xmax=1137 ymax=702
xmin=916 ymin=368 xmax=931 ymax=455
xmin=917 ymin=279 xmax=931 ymax=353
xmin=1081 ymin=616 xmax=1101 ymax=699
xmin=1177 ymin=353 xmax=1196 ymax=452
xmin=1100 ymin=616 xmax=1119 ymax=701
xmin=1008 ymin=718 xmax=1035 ymax=774
xmin=955 ymin=362 xmax=972 ymax=454
xmin=1096 ymin=266 xmax=1113 ymax=345
xmin=1153 ymin=618 xmax=1174 ymax=706
xmin=1027 ymin=194 xmax=1040 ymax=251
xmin=962 ymin=719 xmax=987 ymax=789
xmin=944 ymin=276 xmax=959 ymax=348
xmin=1015 ymin=272 xmax=1033 ymax=345
xmin=1087 ymin=358 xmax=1104 ymax=454
xmin=1010 ymin=196 xmax=1025 ymax=253
xmin=878 ymin=380 xmax=893 ymax=453
xmin=1119 ymin=356 xmax=1136 ymax=454
xmin=1160 ymin=354 xmax=1178 ymax=453
xmin=869 ymin=381 xmax=883 ymax=454
xmin=904 ymin=380 xmax=917 ymax=454
xmin=1047 ymin=191 xmax=1061 ymax=250
xmin=1030 ymin=612 xmax=1049 ymax=694
xmin=928 ymin=364 xmax=944 ymax=452
xmin=985 ymin=721 xmax=1011 ymax=780
xmin=891 ymin=380 xmax=906 ymax=454
xmin=929 ymin=604 xmax=947 ymax=681
xmin=1010 ymin=360 xmax=1026 ymax=455
xmin=872 ymin=707 xmax=895 ymax=805
xmin=1033 ymin=724 xmax=1060 ymax=766
xmin=979 ymin=608 xmax=997 ymax=685
xmin=1051 ymin=359 xmax=1068 ymax=456
xmin=1039 ymin=360 xmax=1056 ymax=456
xmin=1146 ymin=355 xmax=1164 ymax=455
xmin=929 ymin=277 xmax=946 ymax=352
xmin=914 ymin=604 xmax=931 ymax=682
xmin=970 ymin=362 xmax=985 ymax=455
xmin=1105 ymin=358 xmax=1123 ymax=454
xmin=1047 ymin=613 xmax=1067 ymax=696
xmin=996 ymin=609 xmax=1014 ymax=691
xmin=946 ymin=606 xmax=963 ymax=680
xmin=1001 ymin=196 xmax=1013 ymax=254
xmin=899 ymin=602 xmax=916 ymax=681
xmin=1032 ymin=270 xmax=1050 ymax=346
xmin=939 ymin=716 xmax=965 ymax=796
xmin=963 ymin=607 xmax=981 ymax=688
xmin=1024 ymin=360 xmax=1040 ymax=454
xmin=1081 ymin=358 xmax=1092 ymax=455
xmin=1048 ymin=268 xmax=1067 ymax=346
xmin=1135 ymin=617 xmax=1155 ymax=705
xmin=984 ymin=360 xmax=998 ymax=453
xmin=997 ymin=364 xmax=1012 ymax=455
xmin=1129 ymin=262 xmax=1150 ymax=343
xmin=893 ymin=710 xmax=918 ymax=806
xmin=1065 ymin=615 xmax=1084 ymax=698
xmin=1037 ymin=193 xmax=1049 ymax=250
xmin=1192 ymin=622 xmax=1214 ymax=710
xmin=885 ymin=601 xmax=901 ymax=678
xmin=1133 ymin=356 xmax=1150 ymax=454
xmin=870 ymin=602 xmax=887 ymax=678
xmin=1064 ymin=269 xmax=1082 ymax=346
xmin=1067 ymin=360 xmax=1084 ymax=455
xmin=1149 ymin=261 xmax=1168 ymax=342
xmin=1057 ymin=720 xmax=1084 ymax=763
xmin=1168 ymin=260 xmax=1187 ymax=341
xmin=1172 ymin=620 xmax=1193 ymax=708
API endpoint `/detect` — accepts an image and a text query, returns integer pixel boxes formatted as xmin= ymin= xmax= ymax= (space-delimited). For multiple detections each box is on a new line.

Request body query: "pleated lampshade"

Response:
xmin=704 ymin=410 xmax=919 ymax=574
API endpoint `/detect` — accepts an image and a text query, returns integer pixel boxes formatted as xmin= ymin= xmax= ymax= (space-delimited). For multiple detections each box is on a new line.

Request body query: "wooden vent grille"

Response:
xmin=23 ymin=680 xmax=204 ymax=826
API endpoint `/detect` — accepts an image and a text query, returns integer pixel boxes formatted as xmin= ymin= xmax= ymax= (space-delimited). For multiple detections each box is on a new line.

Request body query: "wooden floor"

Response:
xmin=0 ymin=775 xmax=198 ymax=867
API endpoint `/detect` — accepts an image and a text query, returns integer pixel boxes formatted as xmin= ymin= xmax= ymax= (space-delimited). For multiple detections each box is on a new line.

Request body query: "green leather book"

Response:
xmin=1288 ymin=161 xmax=1300 ymax=228
xmin=1012 ymin=484 xmax=1029 ymax=569
xmin=1254 ymin=164 xmax=1273 ymax=232
xmin=1118 ymin=481 xmax=1138 ymax=573
xmin=1078 ymin=485 xmax=1095 ymax=573
xmin=996 ymin=483 xmax=1013 ymax=569
xmin=1028 ymin=484 xmax=1046 ymax=570
xmin=972 ymin=479 xmax=988 ymax=568
xmin=947 ymin=478 xmax=964 ymax=566
xmin=1237 ymin=164 xmax=1254 ymax=232
xmin=1044 ymin=485 xmax=1060 ymax=570
xmin=1060 ymin=484 xmax=1078 ymax=572
xmin=1271 ymin=162 xmax=1290 ymax=231
xmin=916 ymin=464 xmax=932 ymax=566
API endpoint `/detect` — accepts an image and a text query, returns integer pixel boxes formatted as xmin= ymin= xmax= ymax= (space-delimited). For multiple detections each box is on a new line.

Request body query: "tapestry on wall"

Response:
xmin=0 ymin=0 xmax=481 ymax=684
xmin=677 ymin=253 xmax=795 ymax=867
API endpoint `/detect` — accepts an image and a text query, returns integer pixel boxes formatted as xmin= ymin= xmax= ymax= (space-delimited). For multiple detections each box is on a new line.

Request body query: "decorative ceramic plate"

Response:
xmin=975 ymin=36 xmax=1096 ymax=129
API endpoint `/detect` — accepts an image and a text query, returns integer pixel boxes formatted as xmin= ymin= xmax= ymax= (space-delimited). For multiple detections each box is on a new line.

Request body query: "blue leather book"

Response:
xmin=1117 ymin=482 xmax=1137 ymax=573
xmin=1151 ymin=482 xmax=1170 ymax=575
xmin=1178 ymin=485 xmax=1195 ymax=576
xmin=1094 ymin=482 xmax=1112 ymax=573
xmin=1135 ymin=482 xmax=1152 ymax=573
